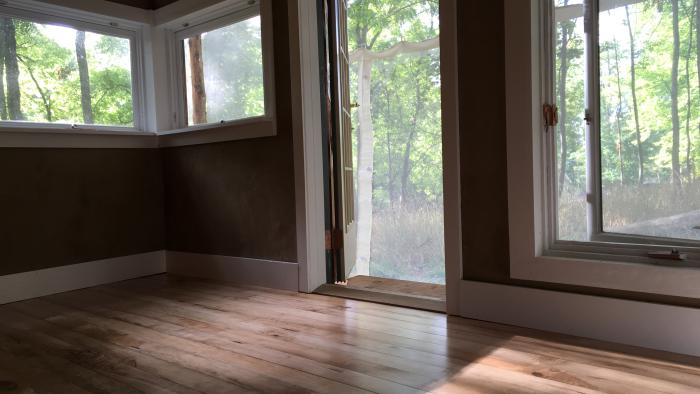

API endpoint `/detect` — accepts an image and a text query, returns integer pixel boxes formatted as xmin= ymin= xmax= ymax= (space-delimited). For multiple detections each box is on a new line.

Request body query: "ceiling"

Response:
xmin=106 ymin=0 xmax=178 ymax=10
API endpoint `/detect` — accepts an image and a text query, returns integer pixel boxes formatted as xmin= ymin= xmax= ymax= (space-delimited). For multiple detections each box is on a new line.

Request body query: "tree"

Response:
xmin=625 ymin=6 xmax=645 ymax=184
xmin=2 ymin=17 xmax=22 ymax=120
xmin=557 ymin=1 xmax=574 ymax=194
xmin=75 ymin=30 xmax=93 ymax=124
xmin=696 ymin=0 xmax=700 ymax=154
xmin=684 ymin=1 xmax=695 ymax=181
xmin=188 ymin=35 xmax=207 ymax=124
xmin=0 ymin=24 xmax=6 ymax=121
xmin=613 ymin=39 xmax=625 ymax=184
xmin=671 ymin=0 xmax=681 ymax=188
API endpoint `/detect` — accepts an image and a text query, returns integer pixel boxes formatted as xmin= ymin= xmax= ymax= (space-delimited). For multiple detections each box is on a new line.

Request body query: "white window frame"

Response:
xmin=157 ymin=0 xmax=276 ymax=145
xmin=0 ymin=0 xmax=149 ymax=134
xmin=505 ymin=0 xmax=700 ymax=299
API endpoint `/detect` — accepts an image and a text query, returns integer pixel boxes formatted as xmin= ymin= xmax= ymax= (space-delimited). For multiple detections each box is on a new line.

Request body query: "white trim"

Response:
xmin=2 ymin=0 xmax=152 ymax=29
xmin=153 ymin=0 xmax=244 ymax=27
xmin=0 ymin=0 xmax=277 ymax=148
xmin=291 ymin=0 xmax=326 ymax=293
xmin=162 ymin=0 xmax=276 ymax=136
xmin=165 ymin=251 xmax=299 ymax=292
xmin=440 ymin=0 xmax=462 ymax=315
xmin=0 ymin=251 xmax=166 ymax=305
xmin=0 ymin=0 xmax=149 ymax=133
xmin=460 ymin=280 xmax=700 ymax=357
xmin=28 ymin=0 xmax=153 ymax=25
xmin=504 ymin=0 xmax=700 ymax=299
xmin=157 ymin=118 xmax=275 ymax=147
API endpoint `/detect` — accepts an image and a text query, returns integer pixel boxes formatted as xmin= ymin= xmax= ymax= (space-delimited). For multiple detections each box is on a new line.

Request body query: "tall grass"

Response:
xmin=558 ymin=181 xmax=700 ymax=241
xmin=369 ymin=204 xmax=445 ymax=284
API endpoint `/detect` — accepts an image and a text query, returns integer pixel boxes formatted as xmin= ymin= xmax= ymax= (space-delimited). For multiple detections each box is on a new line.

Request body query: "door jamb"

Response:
xmin=291 ymin=0 xmax=327 ymax=293
xmin=292 ymin=0 xmax=462 ymax=314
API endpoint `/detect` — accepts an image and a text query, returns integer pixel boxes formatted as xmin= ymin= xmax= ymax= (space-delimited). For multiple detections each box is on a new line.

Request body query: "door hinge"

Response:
xmin=584 ymin=110 xmax=592 ymax=125
xmin=325 ymin=229 xmax=344 ymax=251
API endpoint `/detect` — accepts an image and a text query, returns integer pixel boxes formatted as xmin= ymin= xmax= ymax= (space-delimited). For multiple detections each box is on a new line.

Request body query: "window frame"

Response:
xmin=505 ymin=0 xmax=700 ymax=299
xmin=0 ymin=0 xmax=148 ymax=133
xmin=161 ymin=0 xmax=276 ymax=138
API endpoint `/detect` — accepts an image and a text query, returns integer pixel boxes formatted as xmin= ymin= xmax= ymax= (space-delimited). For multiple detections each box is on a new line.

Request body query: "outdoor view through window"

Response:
xmin=555 ymin=0 xmax=700 ymax=242
xmin=0 ymin=16 xmax=133 ymax=127
xmin=347 ymin=0 xmax=444 ymax=284
xmin=183 ymin=15 xmax=264 ymax=126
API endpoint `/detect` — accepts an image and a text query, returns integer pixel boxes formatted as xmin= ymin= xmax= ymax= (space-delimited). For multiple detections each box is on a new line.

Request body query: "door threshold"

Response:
xmin=314 ymin=283 xmax=446 ymax=313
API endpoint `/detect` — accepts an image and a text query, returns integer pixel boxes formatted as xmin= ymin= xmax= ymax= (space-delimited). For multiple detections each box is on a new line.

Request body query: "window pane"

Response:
xmin=599 ymin=1 xmax=700 ymax=241
xmin=0 ymin=17 xmax=133 ymax=126
xmin=183 ymin=15 xmax=264 ymax=126
xmin=554 ymin=1 xmax=587 ymax=241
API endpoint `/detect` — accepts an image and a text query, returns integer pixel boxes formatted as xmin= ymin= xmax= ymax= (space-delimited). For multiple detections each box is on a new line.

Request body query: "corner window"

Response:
xmin=168 ymin=0 xmax=274 ymax=133
xmin=0 ymin=6 xmax=140 ymax=130
xmin=548 ymin=0 xmax=700 ymax=257
xmin=182 ymin=15 xmax=264 ymax=126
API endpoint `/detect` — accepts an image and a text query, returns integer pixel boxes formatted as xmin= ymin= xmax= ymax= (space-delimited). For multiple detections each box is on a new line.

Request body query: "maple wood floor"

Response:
xmin=1 ymin=274 xmax=699 ymax=393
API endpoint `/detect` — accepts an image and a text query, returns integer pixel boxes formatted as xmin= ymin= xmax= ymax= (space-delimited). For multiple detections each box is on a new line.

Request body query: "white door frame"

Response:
xmin=291 ymin=0 xmax=327 ymax=293
xmin=292 ymin=0 xmax=462 ymax=314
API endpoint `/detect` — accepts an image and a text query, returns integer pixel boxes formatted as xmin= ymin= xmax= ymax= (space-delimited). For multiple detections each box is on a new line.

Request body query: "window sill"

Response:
xmin=0 ymin=126 xmax=158 ymax=149
xmin=157 ymin=117 xmax=276 ymax=148
xmin=0 ymin=117 xmax=276 ymax=149
xmin=511 ymin=251 xmax=700 ymax=300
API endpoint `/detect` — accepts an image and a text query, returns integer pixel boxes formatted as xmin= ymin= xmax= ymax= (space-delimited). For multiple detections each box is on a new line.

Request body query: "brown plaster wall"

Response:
xmin=0 ymin=148 xmax=165 ymax=276
xmin=162 ymin=0 xmax=297 ymax=262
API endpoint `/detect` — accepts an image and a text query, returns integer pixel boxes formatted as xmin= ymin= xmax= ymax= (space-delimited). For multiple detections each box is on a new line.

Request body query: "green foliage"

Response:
xmin=349 ymin=0 xmax=444 ymax=282
xmin=198 ymin=16 xmax=264 ymax=123
xmin=1 ymin=18 xmax=133 ymax=126
xmin=556 ymin=0 xmax=700 ymax=241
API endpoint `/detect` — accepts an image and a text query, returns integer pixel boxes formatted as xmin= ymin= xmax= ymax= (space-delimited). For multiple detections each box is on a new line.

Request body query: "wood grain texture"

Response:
xmin=346 ymin=275 xmax=446 ymax=300
xmin=0 ymin=274 xmax=699 ymax=394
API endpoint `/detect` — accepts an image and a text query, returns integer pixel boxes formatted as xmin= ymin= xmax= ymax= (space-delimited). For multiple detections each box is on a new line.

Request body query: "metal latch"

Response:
xmin=648 ymin=249 xmax=687 ymax=261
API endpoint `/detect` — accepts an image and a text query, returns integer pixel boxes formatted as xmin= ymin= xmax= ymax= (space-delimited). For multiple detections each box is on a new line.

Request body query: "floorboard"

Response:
xmin=0 ymin=274 xmax=699 ymax=393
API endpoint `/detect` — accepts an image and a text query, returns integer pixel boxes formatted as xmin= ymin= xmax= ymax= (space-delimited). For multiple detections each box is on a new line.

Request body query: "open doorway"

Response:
xmin=321 ymin=0 xmax=445 ymax=309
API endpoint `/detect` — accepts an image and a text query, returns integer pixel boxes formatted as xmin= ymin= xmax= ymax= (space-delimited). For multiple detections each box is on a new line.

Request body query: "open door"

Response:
xmin=327 ymin=0 xmax=356 ymax=282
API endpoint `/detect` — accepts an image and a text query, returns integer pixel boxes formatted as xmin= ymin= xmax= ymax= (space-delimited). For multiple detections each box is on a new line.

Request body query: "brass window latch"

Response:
xmin=543 ymin=104 xmax=558 ymax=130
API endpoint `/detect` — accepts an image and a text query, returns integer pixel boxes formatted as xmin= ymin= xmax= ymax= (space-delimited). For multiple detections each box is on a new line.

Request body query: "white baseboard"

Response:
xmin=460 ymin=280 xmax=700 ymax=357
xmin=166 ymin=251 xmax=299 ymax=292
xmin=0 ymin=251 xmax=166 ymax=305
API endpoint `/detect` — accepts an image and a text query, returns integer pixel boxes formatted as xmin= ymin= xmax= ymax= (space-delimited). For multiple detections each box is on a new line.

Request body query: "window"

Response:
xmin=0 ymin=4 xmax=141 ymax=130
xmin=547 ymin=0 xmax=700 ymax=256
xmin=168 ymin=0 xmax=274 ymax=132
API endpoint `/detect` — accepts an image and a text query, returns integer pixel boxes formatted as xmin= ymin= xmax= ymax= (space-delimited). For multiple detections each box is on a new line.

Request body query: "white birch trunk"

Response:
xmin=354 ymin=53 xmax=373 ymax=276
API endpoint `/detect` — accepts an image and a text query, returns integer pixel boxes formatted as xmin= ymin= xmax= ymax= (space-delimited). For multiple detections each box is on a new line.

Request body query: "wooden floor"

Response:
xmin=1 ymin=275 xmax=700 ymax=393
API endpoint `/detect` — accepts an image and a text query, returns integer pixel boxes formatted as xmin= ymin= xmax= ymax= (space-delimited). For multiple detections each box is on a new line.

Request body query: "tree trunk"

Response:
xmin=613 ymin=40 xmax=625 ymax=184
xmin=0 ymin=25 xmax=7 ymax=121
xmin=685 ymin=3 xmax=695 ymax=181
xmin=625 ymin=6 xmax=644 ymax=184
xmin=400 ymin=83 xmax=422 ymax=205
xmin=2 ymin=17 xmax=22 ymax=121
xmin=75 ymin=30 xmax=93 ymax=124
xmin=557 ymin=14 xmax=571 ymax=195
xmin=188 ymin=35 xmax=207 ymax=124
xmin=25 ymin=64 xmax=51 ymax=122
xmin=671 ymin=0 xmax=681 ymax=188
xmin=354 ymin=54 xmax=373 ymax=276
xmin=696 ymin=0 xmax=700 ymax=176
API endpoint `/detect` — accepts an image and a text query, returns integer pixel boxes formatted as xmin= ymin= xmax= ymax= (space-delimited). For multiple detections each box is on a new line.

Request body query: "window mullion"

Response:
xmin=583 ymin=0 xmax=602 ymax=241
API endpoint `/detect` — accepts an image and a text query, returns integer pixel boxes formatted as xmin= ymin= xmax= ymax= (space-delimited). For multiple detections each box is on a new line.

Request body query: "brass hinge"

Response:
xmin=543 ymin=104 xmax=558 ymax=130
xmin=325 ymin=229 xmax=344 ymax=251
